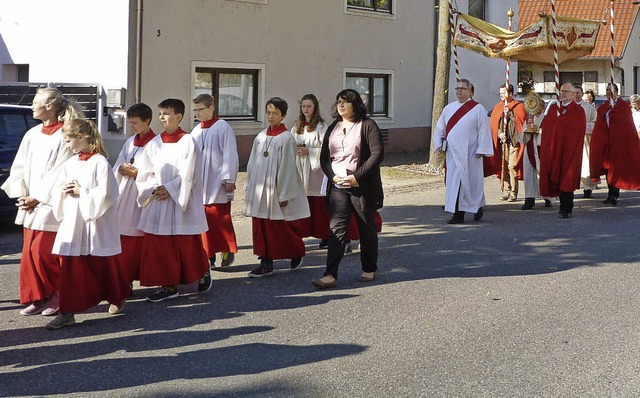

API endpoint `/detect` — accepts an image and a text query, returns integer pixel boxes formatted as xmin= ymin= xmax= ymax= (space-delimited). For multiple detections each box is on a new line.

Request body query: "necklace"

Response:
xmin=263 ymin=135 xmax=274 ymax=157
xmin=130 ymin=147 xmax=141 ymax=164
xmin=341 ymin=121 xmax=358 ymax=153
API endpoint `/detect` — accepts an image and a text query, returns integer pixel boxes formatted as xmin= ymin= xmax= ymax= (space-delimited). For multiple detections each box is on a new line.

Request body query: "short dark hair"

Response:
xmin=331 ymin=88 xmax=368 ymax=122
xmin=126 ymin=103 xmax=153 ymax=121
xmin=158 ymin=98 xmax=185 ymax=118
xmin=585 ymin=89 xmax=596 ymax=100
xmin=500 ymin=83 xmax=515 ymax=95
xmin=266 ymin=97 xmax=288 ymax=117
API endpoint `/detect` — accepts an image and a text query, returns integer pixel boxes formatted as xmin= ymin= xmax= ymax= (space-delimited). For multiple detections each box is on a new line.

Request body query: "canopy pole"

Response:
xmin=449 ymin=0 xmax=459 ymax=81
xmin=551 ymin=0 xmax=559 ymax=104
xmin=504 ymin=7 xmax=514 ymax=136
xmin=609 ymin=0 xmax=616 ymax=106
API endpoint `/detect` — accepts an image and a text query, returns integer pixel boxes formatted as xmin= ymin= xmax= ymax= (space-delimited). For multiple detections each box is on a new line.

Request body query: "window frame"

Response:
xmin=343 ymin=68 xmax=394 ymax=122
xmin=468 ymin=0 xmax=486 ymax=20
xmin=191 ymin=62 xmax=265 ymax=124
xmin=345 ymin=0 xmax=396 ymax=20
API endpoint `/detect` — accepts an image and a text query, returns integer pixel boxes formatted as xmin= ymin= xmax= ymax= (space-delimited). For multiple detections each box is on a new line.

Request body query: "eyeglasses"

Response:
xmin=454 ymin=87 xmax=469 ymax=91
xmin=193 ymin=107 xmax=208 ymax=113
xmin=560 ymin=90 xmax=574 ymax=93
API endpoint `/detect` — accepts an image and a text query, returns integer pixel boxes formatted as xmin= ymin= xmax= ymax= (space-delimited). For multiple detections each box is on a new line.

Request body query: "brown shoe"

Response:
xmin=312 ymin=278 xmax=337 ymax=289
xmin=358 ymin=272 xmax=377 ymax=282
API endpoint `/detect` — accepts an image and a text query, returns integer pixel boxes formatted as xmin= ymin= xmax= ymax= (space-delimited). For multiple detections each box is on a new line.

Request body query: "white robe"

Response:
xmin=50 ymin=154 xmax=121 ymax=256
xmin=112 ymin=134 xmax=153 ymax=237
xmin=578 ymin=100 xmax=597 ymax=187
xmin=434 ymin=100 xmax=494 ymax=213
xmin=135 ymin=134 xmax=208 ymax=235
xmin=1 ymin=124 xmax=72 ymax=231
xmin=242 ymin=128 xmax=310 ymax=220
xmin=190 ymin=119 xmax=239 ymax=204
xmin=291 ymin=123 xmax=326 ymax=196
xmin=518 ymin=113 xmax=544 ymax=199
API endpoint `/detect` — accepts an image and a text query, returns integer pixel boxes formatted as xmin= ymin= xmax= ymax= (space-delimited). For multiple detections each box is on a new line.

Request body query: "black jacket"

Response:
xmin=320 ymin=118 xmax=384 ymax=209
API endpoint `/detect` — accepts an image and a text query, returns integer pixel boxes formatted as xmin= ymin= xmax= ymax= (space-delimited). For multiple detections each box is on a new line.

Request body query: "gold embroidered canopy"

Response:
xmin=452 ymin=12 xmax=602 ymax=64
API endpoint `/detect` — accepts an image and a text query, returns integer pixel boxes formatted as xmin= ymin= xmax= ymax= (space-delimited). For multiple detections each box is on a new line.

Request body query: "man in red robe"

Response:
xmin=484 ymin=83 xmax=527 ymax=201
xmin=589 ymin=83 xmax=640 ymax=205
xmin=539 ymin=83 xmax=586 ymax=219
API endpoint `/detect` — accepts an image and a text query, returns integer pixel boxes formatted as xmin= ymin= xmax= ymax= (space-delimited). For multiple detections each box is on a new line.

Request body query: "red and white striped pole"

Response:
xmin=551 ymin=0 xmax=559 ymax=105
xmin=504 ymin=8 xmax=514 ymax=134
xmin=449 ymin=0 xmax=460 ymax=82
xmin=609 ymin=0 xmax=616 ymax=106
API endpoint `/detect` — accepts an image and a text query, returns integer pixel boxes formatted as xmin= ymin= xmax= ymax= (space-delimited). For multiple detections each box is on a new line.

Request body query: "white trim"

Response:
xmin=190 ymin=60 xmax=266 ymax=134
xmin=343 ymin=67 xmax=394 ymax=123
xmin=344 ymin=1 xmax=396 ymax=21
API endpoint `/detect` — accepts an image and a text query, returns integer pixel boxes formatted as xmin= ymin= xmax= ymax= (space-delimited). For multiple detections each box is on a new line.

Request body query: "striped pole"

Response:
xmin=609 ymin=0 xmax=615 ymax=106
xmin=551 ymin=0 xmax=559 ymax=104
xmin=504 ymin=8 xmax=514 ymax=138
xmin=449 ymin=0 xmax=460 ymax=81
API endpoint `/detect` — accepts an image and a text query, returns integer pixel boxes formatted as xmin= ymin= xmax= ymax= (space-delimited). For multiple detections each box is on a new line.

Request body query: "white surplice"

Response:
xmin=50 ymin=154 xmax=121 ymax=256
xmin=578 ymin=100 xmax=597 ymax=188
xmin=290 ymin=123 xmax=326 ymax=196
xmin=518 ymin=113 xmax=544 ymax=199
xmin=1 ymin=124 xmax=72 ymax=230
xmin=434 ymin=100 xmax=494 ymax=214
xmin=135 ymin=134 xmax=208 ymax=235
xmin=242 ymin=128 xmax=310 ymax=220
xmin=190 ymin=119 xmax=239 ymax=204
xmin=112 ymin=134 xmax=154 ymax=237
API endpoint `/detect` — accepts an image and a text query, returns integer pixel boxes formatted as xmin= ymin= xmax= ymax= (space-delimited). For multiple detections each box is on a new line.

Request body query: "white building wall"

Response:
xmin=620 ymin=13 xmax=640 ymax=95
xmin=133 ymin=0 xmax=434 ymax=151
xmin=0 ymin=0 xmax=129 ymax=90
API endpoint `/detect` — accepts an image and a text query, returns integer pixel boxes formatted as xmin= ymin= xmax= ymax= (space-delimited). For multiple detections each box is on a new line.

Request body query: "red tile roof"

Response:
xmin=518 ymin=0 xmax=640 ymax=58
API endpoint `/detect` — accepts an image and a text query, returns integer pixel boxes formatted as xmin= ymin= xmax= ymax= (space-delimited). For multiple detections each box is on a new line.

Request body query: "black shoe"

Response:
xmin=583 ymin=189 xmax=592 ymax=198
xmin=318 ymin=239 xmax=328 ymax=249
xmin=344 ymin=242 xmax=353 ymax=255
xmin=220 ymin=252 xmax=235 ymax=267
xmin=447 ymin=215 xmax=465 ymax=224
xmin=290 ymin=257 xmax=303 ymax=271
xmin=521 ymin=203 xmax=534 ymax=210
xmin=558 ymin=212 xmax=572 ymax=219
xmin=473 ymin=207 xmax=483 ymax=221
xmin=544 ymin=199 xmax=552 ymax=207
xmin=604 ymin=196 xmax=618 ymax=205
xmin=198 ymin=271 xmax=212 ymax=293
xmin=146 ymin=287 xmax=179 ymax=302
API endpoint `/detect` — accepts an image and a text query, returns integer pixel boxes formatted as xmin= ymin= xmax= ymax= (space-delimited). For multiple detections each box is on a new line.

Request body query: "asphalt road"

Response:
xmin=1 ymin=162 xmax=640 ymax=397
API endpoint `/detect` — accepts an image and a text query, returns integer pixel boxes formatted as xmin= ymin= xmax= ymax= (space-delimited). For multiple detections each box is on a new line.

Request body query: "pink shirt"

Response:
xmin=328 ymin=121 xmax=362 ymax=178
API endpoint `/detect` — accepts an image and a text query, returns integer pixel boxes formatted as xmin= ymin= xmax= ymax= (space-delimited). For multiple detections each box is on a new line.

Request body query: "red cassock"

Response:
xmin=19 ymin=229 xmax=59 ymax=304
xmin=201 ymin=202 xmax=238 ymax=257
xmin=251 ymin=218 xmax=305 ymax=260
xmin=589 ymin=99 xmax=640 ymax=190
xmin=539 ymin=101 xmax=586 ymax=197
xmin=483 ymin=99 xmax=527 ymax=179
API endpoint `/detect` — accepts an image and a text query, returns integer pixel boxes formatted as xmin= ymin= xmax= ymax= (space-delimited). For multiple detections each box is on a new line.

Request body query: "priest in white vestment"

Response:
xmin=433 ymin=78 xmax=494 ymax=224
xmin=574 ymin=86 xmax=598 ymax=197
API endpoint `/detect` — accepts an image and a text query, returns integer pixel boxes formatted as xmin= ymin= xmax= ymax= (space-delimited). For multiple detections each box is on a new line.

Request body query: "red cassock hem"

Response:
xmin=348 ymin=212 xmax=383 ymax=240
xmin=117 ymin=235 xmax=144 ymax=283
xmin=289 ymin=196 xmax=331 ymax=239
xmin=59 ymin=255 xmax=131 ymax=313
xmin=251 ymin=218 xmax=306 ymax=259
xmin=19 ymin=229 xmax=60 ymax=304
xmin=201 ymin=203 xmax=238 ymax=257
xmin=139 ymin=234 xmax=208 ymax=286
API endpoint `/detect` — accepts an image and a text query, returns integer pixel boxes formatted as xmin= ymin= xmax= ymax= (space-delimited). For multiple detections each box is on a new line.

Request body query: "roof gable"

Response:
xmin=518 ymin=0 xmax=640 ymax=58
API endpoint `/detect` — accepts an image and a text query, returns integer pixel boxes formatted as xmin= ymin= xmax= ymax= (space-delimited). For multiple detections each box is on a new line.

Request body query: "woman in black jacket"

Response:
xmin=312 ymin=89 xmax=384 ymax=289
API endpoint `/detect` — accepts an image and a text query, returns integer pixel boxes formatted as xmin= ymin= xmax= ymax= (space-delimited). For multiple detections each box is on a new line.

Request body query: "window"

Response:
xmin=346 ymin=72 xmax=390 ymax=117
xmin=347 ymin=0 xmax=392 ymax=14
xmin=583 ymin=71 xmax=598 ymax=83
xmin=194 ymin=68 xmax=258 ymax=121
xmin=468 ymin=0 xmax=485 ymax=20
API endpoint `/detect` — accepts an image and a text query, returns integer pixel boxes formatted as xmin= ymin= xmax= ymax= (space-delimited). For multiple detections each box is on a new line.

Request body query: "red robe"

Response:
xmin=589 ymin=99 xmax=640 ymax=189
xmin=539 ymin=101 xmax=586 ymax=196
xmin=484 ymin=99 xmax=527 ymax=178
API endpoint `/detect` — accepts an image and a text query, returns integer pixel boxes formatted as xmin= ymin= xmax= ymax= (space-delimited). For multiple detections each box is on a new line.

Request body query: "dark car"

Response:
xmin=0 ymin=104 xmax=40 ymax=216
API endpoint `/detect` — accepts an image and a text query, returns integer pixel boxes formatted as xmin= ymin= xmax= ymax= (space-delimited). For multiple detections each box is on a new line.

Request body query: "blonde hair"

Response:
xmin=63 ymin=119 xmax=108 ymax=158
xmin=36 ymin=87 xmax=85 ymax=123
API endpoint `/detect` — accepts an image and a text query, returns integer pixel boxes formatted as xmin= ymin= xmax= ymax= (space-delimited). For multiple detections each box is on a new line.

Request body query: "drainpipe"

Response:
xmin=135 ymin=0 xmax=143 ymax=103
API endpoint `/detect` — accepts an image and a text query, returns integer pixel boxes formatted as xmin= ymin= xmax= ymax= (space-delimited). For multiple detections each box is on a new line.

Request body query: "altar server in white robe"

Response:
xmin=45 ymin=119 xmax=131 ymax=330
xmin=135 ymin=99 xmax=210 ymax=303
xmin=433 ymin=78 xmax=494 ymax=224
xmin=1 ymin=87 xmax=83 ymax=317
xmin=574 ymin=86 xmax=598 ymax=198
xmin=112 ymin=103 xmax=156 ymax=285
xmin=190 ymin=94 xmax=239 ymax=269
xmin=519 ymin=98 xmax=545 ymax=210
xmin=242 ymin=97 xmax=310 ymax=277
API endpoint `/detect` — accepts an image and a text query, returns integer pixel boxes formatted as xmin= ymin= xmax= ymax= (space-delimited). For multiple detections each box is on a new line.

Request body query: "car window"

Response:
xmin=0 ymin=114 xmax=29 ymax=137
